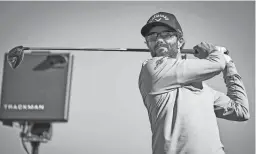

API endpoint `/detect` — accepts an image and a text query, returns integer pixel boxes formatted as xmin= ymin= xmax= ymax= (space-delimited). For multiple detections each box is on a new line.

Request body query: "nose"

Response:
xmin=156 ymin=37 xmax=165 ymax=45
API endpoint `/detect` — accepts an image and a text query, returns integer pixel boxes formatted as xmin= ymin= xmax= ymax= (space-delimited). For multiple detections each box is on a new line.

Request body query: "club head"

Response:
xmin=7 ymin=46 xmax=25 ymax=69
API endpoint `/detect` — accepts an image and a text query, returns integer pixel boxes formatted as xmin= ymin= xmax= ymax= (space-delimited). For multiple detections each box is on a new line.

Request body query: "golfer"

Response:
xmin=138 ymin=12 xmax=250 ymax=154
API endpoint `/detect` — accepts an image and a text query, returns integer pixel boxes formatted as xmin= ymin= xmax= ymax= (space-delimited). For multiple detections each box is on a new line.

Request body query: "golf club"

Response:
xmin=7 ymin=45 xmax=228 ymax=69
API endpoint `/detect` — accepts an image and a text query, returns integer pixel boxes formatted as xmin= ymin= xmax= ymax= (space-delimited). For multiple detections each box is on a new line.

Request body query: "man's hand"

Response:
xmin=215 ymin=46 xmax=232 ymax=64
xmin=193 ymin=42 xmax=218 ymax=59
xmin=193 ymin=42 xmax=232 ymax=64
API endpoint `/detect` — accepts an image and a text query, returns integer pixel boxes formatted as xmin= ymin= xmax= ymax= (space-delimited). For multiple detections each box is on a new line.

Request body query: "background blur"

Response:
xmin=0 ymin=1 xmax=254 ymax=154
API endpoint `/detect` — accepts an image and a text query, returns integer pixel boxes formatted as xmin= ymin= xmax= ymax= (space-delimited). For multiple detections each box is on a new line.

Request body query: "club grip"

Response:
xmin=180 ymin=49 xmax=195 ymax=54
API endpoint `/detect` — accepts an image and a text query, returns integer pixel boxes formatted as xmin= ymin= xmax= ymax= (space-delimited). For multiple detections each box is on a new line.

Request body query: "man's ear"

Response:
xmin=178 ymin=37 xmax=185 ymax=49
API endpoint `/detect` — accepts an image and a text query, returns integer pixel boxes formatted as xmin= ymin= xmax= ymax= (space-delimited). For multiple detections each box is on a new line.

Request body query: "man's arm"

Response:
xmin=143 ymin=42 xmax=226 ymax=94
xmin=212 ymin=61 xmax=250 ymax=121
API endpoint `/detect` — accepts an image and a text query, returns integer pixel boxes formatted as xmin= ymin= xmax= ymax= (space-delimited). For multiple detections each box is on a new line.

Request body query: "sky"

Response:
xmin=0 ymin=1 xmax=255 ymax=154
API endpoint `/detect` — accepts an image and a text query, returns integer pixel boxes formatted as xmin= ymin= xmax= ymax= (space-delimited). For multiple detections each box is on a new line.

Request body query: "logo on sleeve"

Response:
xmin=154 ymin=57 xmax=165 ymax=70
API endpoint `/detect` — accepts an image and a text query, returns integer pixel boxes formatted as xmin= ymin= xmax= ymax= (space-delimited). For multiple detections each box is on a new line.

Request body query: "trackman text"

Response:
xmin=3 ymin=104 xmax=45 ymax=111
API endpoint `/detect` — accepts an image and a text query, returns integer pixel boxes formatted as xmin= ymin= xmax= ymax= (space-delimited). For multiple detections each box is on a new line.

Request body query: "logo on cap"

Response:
xmin=149 ymin=14 xmax=169 ymax=23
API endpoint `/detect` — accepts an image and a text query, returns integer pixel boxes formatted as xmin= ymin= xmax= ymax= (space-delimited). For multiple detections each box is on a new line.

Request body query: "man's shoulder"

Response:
xmin=142 ymin=57 xmax=159 ymax=65
xmin=141 ymin=56 xmax=170 ymax=67
xmin=141 ymin=57 xmax=179 ymax=72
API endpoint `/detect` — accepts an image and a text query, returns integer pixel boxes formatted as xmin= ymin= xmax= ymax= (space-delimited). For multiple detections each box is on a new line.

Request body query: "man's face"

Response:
xmin=145 ymin=26 xmax=180 ymax=57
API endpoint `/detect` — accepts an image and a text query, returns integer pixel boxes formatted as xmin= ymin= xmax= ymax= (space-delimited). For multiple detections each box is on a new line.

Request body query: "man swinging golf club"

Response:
xmin=138 ymin=12 xmax=250 ymax=154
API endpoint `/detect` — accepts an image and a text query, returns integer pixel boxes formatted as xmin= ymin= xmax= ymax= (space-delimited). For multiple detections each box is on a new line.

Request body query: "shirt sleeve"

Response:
xmin=212 ymin=61 xmax=250 ymax=121
xmin=142 ymin=49 xmax=226 ymax=94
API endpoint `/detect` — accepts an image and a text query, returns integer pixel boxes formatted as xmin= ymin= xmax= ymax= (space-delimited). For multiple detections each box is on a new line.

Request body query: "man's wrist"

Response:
xmin=223 ymin=60 xmax=238 ymax=77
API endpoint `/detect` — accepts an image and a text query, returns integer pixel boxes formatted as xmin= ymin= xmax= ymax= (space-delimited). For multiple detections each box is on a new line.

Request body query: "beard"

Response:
xmin=153 ymin=41 xmax=179 ymax=58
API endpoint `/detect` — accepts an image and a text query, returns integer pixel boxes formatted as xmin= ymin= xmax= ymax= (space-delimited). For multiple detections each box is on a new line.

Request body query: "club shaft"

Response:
xmin=23 ymin=47 xmax=196 ymax=54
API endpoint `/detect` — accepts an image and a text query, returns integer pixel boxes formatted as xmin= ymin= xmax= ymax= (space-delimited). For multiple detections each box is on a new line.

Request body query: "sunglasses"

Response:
xmin=145 ymin=31 xmax=178 ymax=42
